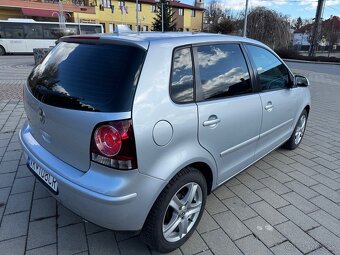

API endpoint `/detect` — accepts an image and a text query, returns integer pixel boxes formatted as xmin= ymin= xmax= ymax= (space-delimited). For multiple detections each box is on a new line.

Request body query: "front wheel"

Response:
xmin=0 ymin=46 xmax=6 ymax=56
xmin=283 ymin=109 xmax=308 ymax=150
xmin=141 ymin=167 xmax=207 ymax=253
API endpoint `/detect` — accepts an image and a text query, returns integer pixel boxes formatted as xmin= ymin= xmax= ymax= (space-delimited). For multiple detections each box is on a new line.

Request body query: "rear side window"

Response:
xmin=28 ymin=42 xmax=145 ymax=112
xmin=245 ymin=45 xmax=290 ymax=91
xmin=170 ymin=48 xmax=194 ymax=103
xmin=196 ymin=44 xmax=252 ymax=101
xmin=0 ymin=24 xmax=4 ymax=38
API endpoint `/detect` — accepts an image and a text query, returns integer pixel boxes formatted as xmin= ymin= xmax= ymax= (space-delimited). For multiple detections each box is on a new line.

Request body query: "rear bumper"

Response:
xmin=19 ymin=121 xmax=167 ymax=231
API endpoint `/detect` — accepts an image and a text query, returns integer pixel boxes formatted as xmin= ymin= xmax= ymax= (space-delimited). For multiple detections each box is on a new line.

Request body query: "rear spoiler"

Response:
xmin=59 ymin=35 xmax=149 ymax=51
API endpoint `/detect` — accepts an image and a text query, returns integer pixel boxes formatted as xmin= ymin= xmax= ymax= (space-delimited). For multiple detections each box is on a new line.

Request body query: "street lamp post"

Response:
xmin=136 ymin=0 xmax=139 ymax=32
xmin=243 ymin=0 xmax=249 ymax=37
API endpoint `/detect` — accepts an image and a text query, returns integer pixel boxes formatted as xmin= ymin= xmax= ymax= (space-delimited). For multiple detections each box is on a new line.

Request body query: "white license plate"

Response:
xmin=28 ymin=158 xmax=58 ymax=193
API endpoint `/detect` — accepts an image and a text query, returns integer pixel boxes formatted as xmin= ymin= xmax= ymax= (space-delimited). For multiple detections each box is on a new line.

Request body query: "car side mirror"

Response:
xmin=295 ymin=75 xmax=309 ymax=87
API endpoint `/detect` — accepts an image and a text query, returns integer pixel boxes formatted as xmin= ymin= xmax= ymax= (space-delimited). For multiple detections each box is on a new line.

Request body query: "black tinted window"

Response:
xmin=197 ymin=44 xmax=252 ymax=100
xmin=246 ymin=45 xmax=290 ymax=91
xmin=170 ymin=48 xmax=194 ymax=103
xmin=28 ymin=42 xmax=145 ymax=112
xmin=42 ymin=24 xmax=59 ymax=39
xmin=24 ymin=24 xmax=43 ymax=39
xmin=81 ymin=25 xmax=102 ymax=34
xmin=4 ymin=24 xmax=24 ymax=39
xmin=0 ymin=24 xmax=4 ymax=38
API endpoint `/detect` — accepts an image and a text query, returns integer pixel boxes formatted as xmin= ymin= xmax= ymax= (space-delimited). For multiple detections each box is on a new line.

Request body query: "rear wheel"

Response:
xmin=141 ymin=167 xmax=207 ymax=253
xmin=284 ymin=109 xmax=308 ymax=150
xmin=0 ymin=46 xmax=5 ymax=56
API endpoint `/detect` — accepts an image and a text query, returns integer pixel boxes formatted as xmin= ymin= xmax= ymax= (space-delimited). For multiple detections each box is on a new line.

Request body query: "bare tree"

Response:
xmin=247 ymin=7 xmax=291 ymax=49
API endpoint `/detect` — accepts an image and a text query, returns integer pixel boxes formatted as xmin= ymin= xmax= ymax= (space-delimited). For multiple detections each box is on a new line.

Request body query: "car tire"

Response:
xmin=0 ymin=45 xmax=5 ymax=56
xmin=141 ymin=167 xmax=207 ymax=253
xmin=283 ymin=109 xmax=308 ymax=150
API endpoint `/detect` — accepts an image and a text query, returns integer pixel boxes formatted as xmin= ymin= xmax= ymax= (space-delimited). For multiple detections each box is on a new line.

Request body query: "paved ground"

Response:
xmin=0 ymin=56 xmax=339 ymax=255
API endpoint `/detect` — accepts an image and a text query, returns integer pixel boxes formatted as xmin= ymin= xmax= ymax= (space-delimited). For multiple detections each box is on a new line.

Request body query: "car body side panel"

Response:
xmin=132 ymin=40 xmax=218 ymax=185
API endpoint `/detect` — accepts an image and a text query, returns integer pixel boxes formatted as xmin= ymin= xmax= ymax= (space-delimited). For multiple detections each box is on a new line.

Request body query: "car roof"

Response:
xmin=62 ymin=32 xmax=268 ymax=51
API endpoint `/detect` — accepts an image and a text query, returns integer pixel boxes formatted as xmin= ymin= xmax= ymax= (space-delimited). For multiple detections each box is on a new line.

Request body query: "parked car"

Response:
xmin=19 ymin=32 xmax=311 ymax=252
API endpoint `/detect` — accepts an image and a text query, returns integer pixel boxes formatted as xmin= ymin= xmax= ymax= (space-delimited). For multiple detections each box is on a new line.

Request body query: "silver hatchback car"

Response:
xmin=20 ymin=32 xmax=311 ymax=252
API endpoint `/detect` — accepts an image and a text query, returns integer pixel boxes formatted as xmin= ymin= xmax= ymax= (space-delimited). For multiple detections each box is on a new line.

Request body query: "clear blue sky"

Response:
xmin=181 ymin=0 xmax=340 ymax=20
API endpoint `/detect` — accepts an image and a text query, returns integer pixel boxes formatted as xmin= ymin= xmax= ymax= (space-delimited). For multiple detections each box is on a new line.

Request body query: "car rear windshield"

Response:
xmin=27 ymin=42 xmax=146 ymax=112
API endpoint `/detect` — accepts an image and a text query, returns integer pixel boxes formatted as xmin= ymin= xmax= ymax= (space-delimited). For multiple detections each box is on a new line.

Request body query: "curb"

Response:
xmin=283 ymin=58 xmax=340 ymax=65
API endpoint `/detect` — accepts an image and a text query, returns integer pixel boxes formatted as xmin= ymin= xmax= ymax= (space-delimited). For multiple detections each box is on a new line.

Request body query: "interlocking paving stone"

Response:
xmin=243 ymin=216 xmax=286 ymax=247
xmin=250 ymin=201 xmax=288 ymax=226
xmin=212 ymin=185 xmax=235 ymax=200
xmin=282 ymin=192 xmax=319 ymax=214
xmin=57 ymin=204 xmax=83 ymax=228
xmin=235 ymin=235 xmax=274 ymax=255
xmin=87 ymin=231 xmax=119 ymax=255
xmin=312 ymin=165 xmax=340 ymax=179
xmin=310 ymin=196 xmax=340 ymax=219
xmin=118 ymin=236 xmax=151 ymax=255
xmin=204 ymin=194 xmax=228 ymax=215
xmin=263 ymin=168 xmax=293 ymax=183
xmin=11 ymin=176 xmax=35 ymax=194
xmin=57 ymin=223 xmax=88 ymax=255
xmin=245 ymin=166 xmax=269 ymax=180
xmin=289 ymin=162 xmax=318 ymax=176
xmin=310 ymin=174 xmax=340 ymax=190
xmin=196 ymin=211 xmax=219 ymax=234
xmin=222 ymin=196 xmax=258 ymax=221
xmin=0 ymin=187 xmax=10 ymax=206
xmin=0 ymin=236 xmax=26 ymax=255
xmin=254 ymin=188 xmax=289 ymax=209
xmin=307 ymin=247 xmax=334 ymax=255
xmin=270 ymin=241 xmax=303 ymax=255
xmin=236 ymin=173 xmax=265 ymax=191
xmin=27 ymin=217 xmax=56 ymax=250
xmin=26 ymin=244 xmax=57 ymax=255
xmin=4 ymin=192 xmax=32 ymax=215
xmin=259 ymin=177 xmax=291 ymax=195
xmin=229 ymin=184 xmax=262 ymax=204
xmin=180 ymin=231 xmax=208 ymax=255
xmin=0 ymin=211 xmax=29 ymax=241
xmin=0 ymin=160 xmax=18 ymax=174
xmin=0 ymin=173 xmax=15 ymax=189
xmin=311 ymin=184 xmax=340 ymax=204
xmin=308 ymin=227 xmax=340 ymax=255
xmin=284 ymin=180 xmax=318 ymax=199
xmin=201 ymin=228 xmax=242 ymax=255
xmin=278 ymin=205 xmax=319 ymax=231
xmin=287 ymin=171 xmax=318 ymax=187
xmin=213 ymin=211 xmax=251 ymax=241
xmin=30 ymin=197 xmax=56 ymax=221
xmin=309 ymin=210 xmax=340 ymax=237
xmin=276 ymin=221 xmax=320 ymax=254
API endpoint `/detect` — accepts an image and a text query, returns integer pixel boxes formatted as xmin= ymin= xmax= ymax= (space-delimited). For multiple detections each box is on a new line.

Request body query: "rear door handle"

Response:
xmin=203 ymin=116 xmax=221 ymax=127
xmin=265 ymin=101 xmax=273 ymax=112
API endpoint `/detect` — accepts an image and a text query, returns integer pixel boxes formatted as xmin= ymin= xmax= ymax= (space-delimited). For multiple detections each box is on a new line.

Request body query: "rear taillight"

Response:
xmin=91 ymin=119 xmax=137 ymax=170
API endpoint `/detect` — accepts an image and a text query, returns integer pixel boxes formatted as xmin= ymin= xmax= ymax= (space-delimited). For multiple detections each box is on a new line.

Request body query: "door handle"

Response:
xmin=264 ymin=101 xmax=273 ymax=112
xmin=203 ymin=116 xmax=221 ymax=127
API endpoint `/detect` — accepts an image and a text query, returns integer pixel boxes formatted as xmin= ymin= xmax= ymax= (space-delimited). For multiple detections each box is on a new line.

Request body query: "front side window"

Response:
xmin=170 ymin=48 xmax=194 ymax=103
xmin=197 ymin=44 xmax=252 ymax=101
xmin=246 ymin=45 xmax=290 ymax=91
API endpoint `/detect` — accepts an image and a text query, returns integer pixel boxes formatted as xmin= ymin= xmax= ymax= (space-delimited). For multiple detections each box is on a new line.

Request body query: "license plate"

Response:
xmin=28 ymin=158 xmax=58 ymax=194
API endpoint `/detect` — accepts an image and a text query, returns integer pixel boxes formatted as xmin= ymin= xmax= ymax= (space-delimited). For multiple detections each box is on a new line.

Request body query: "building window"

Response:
xmin=150 ymin=5 xmax=156 ymax=13
xmin=99 ymin=0 xmax=111 ymax=8
xmin=178 ymin=8 xmax=184 ymax=16
xmin=137 ymin=3 xmax=142 ymax=11
xmin=191 ymin=10 xmax=195 ymax=17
